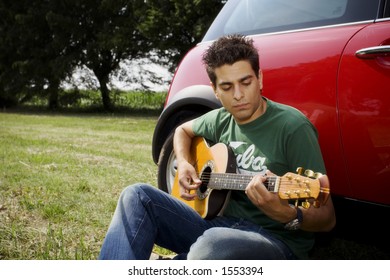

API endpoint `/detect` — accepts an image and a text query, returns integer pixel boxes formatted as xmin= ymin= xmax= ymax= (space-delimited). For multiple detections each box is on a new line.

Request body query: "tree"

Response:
xmin=71 ymin=0 xmax=153 ymax=110
xmin=140 ymin=0 xmax=225 ymax=70
xmin=36 ymin=0 xmax=153 ymax=111
xmin=0 ymin=0 xmax=225 ymax=110
xmin=0 ymin=1 xmax=24 ymax=107
xmin=0 ymin=0 xmax=150 ymax=110
xmin=0 ymin=0 xmax=82 ymax=109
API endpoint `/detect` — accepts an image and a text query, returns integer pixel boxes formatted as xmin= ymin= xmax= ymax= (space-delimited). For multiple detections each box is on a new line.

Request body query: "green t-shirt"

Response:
xmin=192 ymin=98 xmax=326 ymax=259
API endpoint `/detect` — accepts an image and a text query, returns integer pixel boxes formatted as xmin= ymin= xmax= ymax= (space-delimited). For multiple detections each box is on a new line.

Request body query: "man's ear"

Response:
xmin=211 ymin=82 xmax=220 ymax=100
xmin=258 ymin=70 xmax=263 ymax=91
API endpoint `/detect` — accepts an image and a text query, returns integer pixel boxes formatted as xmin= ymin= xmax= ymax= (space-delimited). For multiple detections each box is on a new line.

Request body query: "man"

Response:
xmin=99 ymin=34 xmax=336 ymax=260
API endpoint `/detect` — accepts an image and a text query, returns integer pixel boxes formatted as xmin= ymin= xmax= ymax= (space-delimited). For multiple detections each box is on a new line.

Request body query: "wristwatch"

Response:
xmin=284 ymin=206 xmax=303 ymax=230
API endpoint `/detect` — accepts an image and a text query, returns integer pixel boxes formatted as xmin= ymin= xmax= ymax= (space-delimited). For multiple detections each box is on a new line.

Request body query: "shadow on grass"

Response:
xmin=311 ymin=196 xmax=390 ymax=260
xmin=311 ymin=232 xmax=390 ymax=260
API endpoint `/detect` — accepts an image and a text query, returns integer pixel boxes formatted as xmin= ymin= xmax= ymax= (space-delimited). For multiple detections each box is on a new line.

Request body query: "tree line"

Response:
xmin=0 ymin=0 xmax=224 ymax=110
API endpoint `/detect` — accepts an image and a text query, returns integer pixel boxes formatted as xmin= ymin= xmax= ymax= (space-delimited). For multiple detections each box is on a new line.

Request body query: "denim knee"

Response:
xmin=119 ymin=183 xmax=154 ymax=203
xmin=187 ymin=228 xmax=224 ymax=260
xmin=187 ymin=227 xmax=293 ymax=260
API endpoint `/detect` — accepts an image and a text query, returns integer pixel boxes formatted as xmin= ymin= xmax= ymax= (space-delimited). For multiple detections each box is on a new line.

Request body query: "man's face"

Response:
xmin=212 ymin=60 xmax=264 ymax=125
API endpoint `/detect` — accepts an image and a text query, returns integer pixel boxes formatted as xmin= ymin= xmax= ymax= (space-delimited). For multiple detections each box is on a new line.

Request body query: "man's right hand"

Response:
xmin=177 ymin=160 xmax=202 ymax=201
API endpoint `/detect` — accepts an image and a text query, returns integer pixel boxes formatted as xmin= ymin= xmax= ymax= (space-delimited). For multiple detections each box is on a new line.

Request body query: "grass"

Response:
xmin=0 ymin=111 xmax=158 ymax=259
xmin=22 ymin=89 xmax=167 ymax=113
xmin=1 ymin=109 xmax=389 ymax=260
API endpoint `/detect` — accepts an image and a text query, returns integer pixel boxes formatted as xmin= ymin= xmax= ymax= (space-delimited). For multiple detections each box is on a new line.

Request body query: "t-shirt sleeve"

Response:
xmin=285 ymin=120 xmax=327 ymax=175
xmin=192 ymin=109 xmax=221 ymax=143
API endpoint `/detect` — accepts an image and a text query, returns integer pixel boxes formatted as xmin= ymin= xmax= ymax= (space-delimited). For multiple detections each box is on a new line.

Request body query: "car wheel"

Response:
xmin=157 ymin=132 xmax=176 ymax=193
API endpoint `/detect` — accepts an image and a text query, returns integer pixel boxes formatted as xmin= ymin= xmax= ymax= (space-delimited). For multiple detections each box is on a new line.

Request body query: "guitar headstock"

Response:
xmin=278 ymin=167 xmax=330 ymax=208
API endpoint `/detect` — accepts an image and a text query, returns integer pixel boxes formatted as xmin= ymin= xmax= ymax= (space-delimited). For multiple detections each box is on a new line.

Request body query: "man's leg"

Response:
xmin=187 ymin=227 xmax=296 ymax=260
xmin=99 ymin=183 xmax=208 ymax=259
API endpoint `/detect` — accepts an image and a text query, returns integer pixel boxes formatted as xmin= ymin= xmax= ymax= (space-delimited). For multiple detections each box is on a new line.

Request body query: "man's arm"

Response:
xmin=173 ymin=120 xmax=202 ymax=200
xmin=246 ymin=173 xmax=336 ymax=232
xmin=297 ymin=175 xmax=336 ymax=232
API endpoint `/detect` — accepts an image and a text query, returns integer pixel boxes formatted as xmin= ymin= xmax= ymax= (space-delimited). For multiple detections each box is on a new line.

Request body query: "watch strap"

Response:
xmin=296 ymin=206 xmax=303 ymax=223
xmin=284 ymin=206 xmax=303 ymax=230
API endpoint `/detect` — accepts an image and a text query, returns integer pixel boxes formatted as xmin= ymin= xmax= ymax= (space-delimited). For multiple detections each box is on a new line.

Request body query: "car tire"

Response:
xmin=157 ymin=132 xmax=176 ymax=194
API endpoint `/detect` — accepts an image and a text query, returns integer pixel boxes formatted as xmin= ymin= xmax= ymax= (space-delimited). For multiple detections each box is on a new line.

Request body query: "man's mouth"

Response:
xmin=233 ymin=103 xmax=249 ymax=109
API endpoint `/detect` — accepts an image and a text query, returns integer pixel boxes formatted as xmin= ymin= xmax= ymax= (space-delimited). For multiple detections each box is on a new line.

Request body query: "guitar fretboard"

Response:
xmin=206 ymin=173 xmax=280 ymax=192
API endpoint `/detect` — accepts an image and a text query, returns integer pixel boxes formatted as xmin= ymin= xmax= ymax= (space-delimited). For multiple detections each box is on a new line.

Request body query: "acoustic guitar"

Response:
xmin=172 ymin=137 xmax=330 ymax=219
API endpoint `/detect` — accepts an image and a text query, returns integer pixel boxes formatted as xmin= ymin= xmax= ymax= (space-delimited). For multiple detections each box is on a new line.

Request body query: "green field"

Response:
xmin=0 ymin=111 xmax=159 ymax=259
xmin=1 ymin=111 xmax=389 ymax=260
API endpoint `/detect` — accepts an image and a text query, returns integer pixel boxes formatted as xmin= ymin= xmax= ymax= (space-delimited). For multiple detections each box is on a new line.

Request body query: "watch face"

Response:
xmin=285 ymin=219 xmax=300 ymax=230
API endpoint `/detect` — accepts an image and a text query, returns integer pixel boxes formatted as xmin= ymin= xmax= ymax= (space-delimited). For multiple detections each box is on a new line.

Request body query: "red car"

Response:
xmin=152 ymin=0 xmax=390 ymax=246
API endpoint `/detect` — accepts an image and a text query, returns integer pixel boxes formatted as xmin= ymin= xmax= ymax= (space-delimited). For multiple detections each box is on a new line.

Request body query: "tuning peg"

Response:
xmin=283 ymin=190 xmax=291 ymax=197
xmin=313 ymin=172 xmax=323 ymax=179
xmin=294 ymin=190 xmax=301 ymax=196
xmin=296 ymin=167 xmax=304 ymax=175
xmin=313 ymin=200 xmax=321 ymax=208
xmin=304 ymin=188 xmax=311 ymax=195
xmin=301 ymin=200 xmax=311 ymax=209
xmin=304 ymin=169 xmax=314 ymax=178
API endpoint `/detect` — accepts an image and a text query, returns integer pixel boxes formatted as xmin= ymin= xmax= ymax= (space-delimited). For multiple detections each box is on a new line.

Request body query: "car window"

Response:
xmin=385 ymin=0 xmax=390 ymax=18
xmin=225 ymin=0 xmax=347 ymax=33
xmin=203 ymin=0 xmax=381 ymax=41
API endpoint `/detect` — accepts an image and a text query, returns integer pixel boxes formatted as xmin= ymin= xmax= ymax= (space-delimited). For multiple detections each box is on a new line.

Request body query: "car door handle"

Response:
xmin=355 ymin=45 xmax=390 ymax=59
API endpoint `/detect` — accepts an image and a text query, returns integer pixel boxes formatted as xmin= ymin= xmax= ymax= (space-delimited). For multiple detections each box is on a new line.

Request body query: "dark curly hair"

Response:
xmin=202 ymin=34 xmax=260 ymax=85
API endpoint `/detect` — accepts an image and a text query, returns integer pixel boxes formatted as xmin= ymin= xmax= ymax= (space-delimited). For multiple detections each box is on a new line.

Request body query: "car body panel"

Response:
xmin=165 ymin=45 xmax=213 ymax=105
xmin=338 ymin=21 xmax=390 ymax=204
xmin=254 ymin=24 xmax=370 ymax=202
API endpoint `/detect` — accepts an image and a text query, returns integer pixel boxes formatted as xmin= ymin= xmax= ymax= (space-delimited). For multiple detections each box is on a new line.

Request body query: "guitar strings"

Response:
xmin=193 ymin=172 xmax=311 ymax=187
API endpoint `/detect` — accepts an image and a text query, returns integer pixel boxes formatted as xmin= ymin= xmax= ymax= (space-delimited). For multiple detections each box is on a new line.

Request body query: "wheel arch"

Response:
xmin=152 ymin=85 xmax=221 ymax=164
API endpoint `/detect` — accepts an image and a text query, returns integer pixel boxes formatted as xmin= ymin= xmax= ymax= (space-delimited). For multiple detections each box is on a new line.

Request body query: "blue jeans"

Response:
xmin=98 ymin=183 xmax=296 ymax=260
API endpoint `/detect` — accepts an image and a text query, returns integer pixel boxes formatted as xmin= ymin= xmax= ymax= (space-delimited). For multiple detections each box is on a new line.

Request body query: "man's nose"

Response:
xmin=233 ymin=85 xmax=243 ymax=100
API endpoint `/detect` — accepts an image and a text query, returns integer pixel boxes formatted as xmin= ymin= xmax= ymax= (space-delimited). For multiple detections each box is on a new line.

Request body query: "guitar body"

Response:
xmin=171 ymin=137 xmax=236 ymax=219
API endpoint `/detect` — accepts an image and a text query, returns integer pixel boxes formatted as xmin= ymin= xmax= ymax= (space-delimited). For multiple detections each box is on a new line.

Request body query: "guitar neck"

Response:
xmin=207 ymin=173 xmax=280 ymax=192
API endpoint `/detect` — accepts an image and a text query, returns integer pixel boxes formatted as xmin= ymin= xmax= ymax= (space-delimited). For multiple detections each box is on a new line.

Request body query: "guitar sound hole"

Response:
xmin=199 ymin=166 xmax=212 ymax=194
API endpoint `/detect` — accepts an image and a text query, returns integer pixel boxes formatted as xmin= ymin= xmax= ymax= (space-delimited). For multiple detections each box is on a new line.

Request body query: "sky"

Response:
xmin=62 ymin=57 xmax=172 ymax=92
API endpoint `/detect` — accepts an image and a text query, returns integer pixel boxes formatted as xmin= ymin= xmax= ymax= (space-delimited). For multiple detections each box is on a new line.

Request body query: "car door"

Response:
xmin=338 ymin=18 xmax=390 ymax=205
